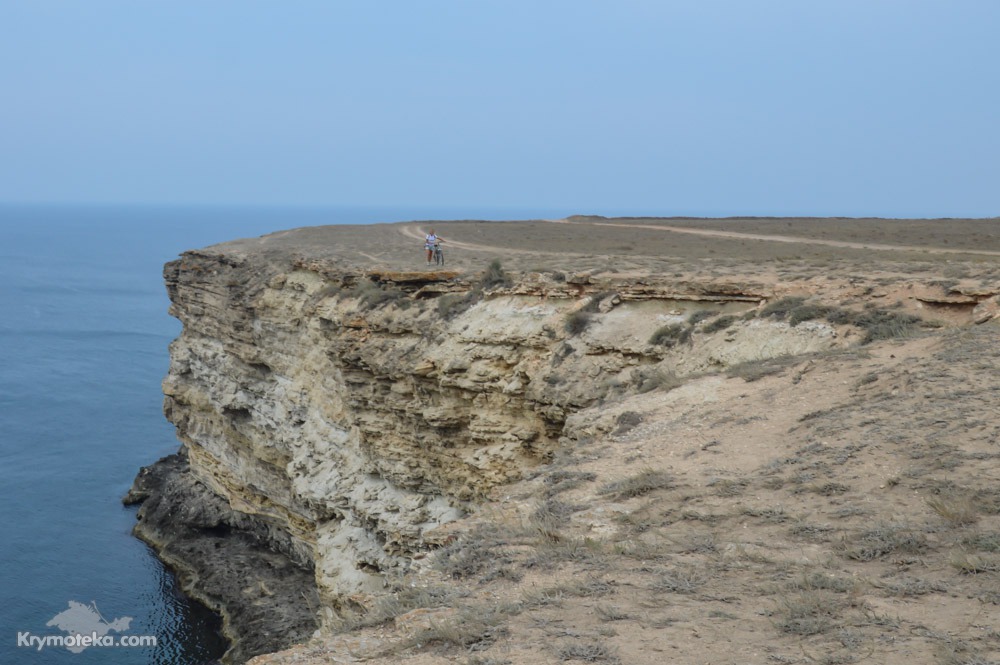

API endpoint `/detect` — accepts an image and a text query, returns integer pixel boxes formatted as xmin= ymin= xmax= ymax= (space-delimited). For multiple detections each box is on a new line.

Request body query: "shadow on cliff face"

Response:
xmin=124 ymin=449 xmax=320 ymax=664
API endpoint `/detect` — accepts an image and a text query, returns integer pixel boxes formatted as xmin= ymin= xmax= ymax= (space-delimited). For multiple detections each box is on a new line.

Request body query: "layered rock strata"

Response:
xmin=126 ymin=227 xmax=996 ymax=662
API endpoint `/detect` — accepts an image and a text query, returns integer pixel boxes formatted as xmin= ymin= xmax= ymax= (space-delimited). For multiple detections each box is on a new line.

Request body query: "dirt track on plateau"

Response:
xmin=403 ymin=218 xmax=1000 ymax=259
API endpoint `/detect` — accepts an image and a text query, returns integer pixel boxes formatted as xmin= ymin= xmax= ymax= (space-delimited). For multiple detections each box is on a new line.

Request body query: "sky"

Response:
xmin=1 ymin=1 xmax=998 ymax=217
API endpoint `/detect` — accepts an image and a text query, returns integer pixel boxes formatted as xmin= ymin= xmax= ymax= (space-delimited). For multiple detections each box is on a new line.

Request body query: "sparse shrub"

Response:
xmin=853 ymin=309 xmax=923 ymax=343
xmin=702 ymin=314 xmax=738 ymax=333
xmin=927 ymin=494 xmax=980 ymax=526
xmin=480 ymin=259 xmax=511 ymax=290
xmin=760 ymin=296 xmax=806 ymax=320
xmin=347 ymin=279 xmax=409 ymax=308
xmin=437 ymin=289 xmax=482 ymax=319
xmin=595 ymin=604 xmax=630 ymax=621
xmin=841 ymin=523 xmax=928 ymax=561
xmin=821 ymin=306 xmax=923 ymax=342
xmin=467 ymin=658 xmax=512 ymax=665
xmin=935 ymin=641 xmax=997 ymax=665
xmin=962 ymin=531 xmax=1000 ymax=552
xmin=726 ymin=354 xmax=797 ymax=382
xmin=599 ymin=469 xmax=674 ymax=500
xmin=951 ymin=553 xmax=1000 ymax=574
xmin=407 ymin=606 xmax=511 ymax=653
xmin=774 ymin=592 xmax=844 ymax=635
xmin=532 ymin=499 xmax=583 ymax=541
xmin=875 ymin=577 xmax=946 ymax=597
xmin=788 ymin=303 xmax=831 ymax=326
xmin=650 ymin=567 xmax=705 ymax=594
xmin=528 ymin=537 xmax=606 ymax=569
xmin=564 ymin=310 xmax=593 ymax=336
xmin=742 ymin=506 xmax=789 ymax=523
xmin=544 ymin=470 xmax=598 ymax=497
xmin=612 ymin=411 xmax=643 ymax=436
xmin=581 ymin=291 xmax=617 ymax=313
xmin=649 ymin=323 xmax=691 ymax=347
xmin=687 ymin=310 xmax=715 ymax=325
xmin=558 ymin=642 xmax=620 ymax=663
xmin=709 ymin=477 xmax=748 ymax=497
xmin=789 ymin=523 xmax=835 ymax=540
xmin=435 ymin=525 xmax=523 ymax=582
xmin=824 ymin=307 xmax=858 ymax=326
xmin=332 ymin=585 xmax=460 ymax=632
xmin=635 ymin=368 xmax=683 ymax=394
xmin=790 ymin=572 xmax=856 ymax=594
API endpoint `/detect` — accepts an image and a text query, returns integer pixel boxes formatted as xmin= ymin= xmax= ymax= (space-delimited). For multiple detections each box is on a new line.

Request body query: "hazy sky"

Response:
xmin=1 ymin=1 xmax=997 ymax=217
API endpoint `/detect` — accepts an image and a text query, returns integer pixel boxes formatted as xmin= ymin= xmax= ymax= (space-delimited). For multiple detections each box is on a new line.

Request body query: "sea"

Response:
xmin=0 ymin=203 xmax=577 ymax=664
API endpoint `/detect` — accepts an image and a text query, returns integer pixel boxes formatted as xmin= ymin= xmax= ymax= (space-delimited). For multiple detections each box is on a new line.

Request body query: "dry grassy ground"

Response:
xmin=243 ymin=217 xmax=1000 ymax=665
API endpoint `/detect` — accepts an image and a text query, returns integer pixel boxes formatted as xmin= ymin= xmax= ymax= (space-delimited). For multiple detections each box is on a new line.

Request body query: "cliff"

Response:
xmin=126 ymin=220 xmax=1000 ymax=663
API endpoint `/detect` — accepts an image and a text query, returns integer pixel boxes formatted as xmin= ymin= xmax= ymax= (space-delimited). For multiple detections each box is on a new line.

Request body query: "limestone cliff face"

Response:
xmin=149 ymin=239 xmax=869 ymax=657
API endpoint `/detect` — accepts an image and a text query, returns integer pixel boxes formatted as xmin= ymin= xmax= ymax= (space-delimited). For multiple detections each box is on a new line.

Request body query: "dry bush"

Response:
xmin=649 ymin=567 xmax=706 ymax=595
xmin=702 ymin=314 xmax=738 ymax=333
xmin=558 ymin=642 xmax=620 ymax=663
xmin=788 ymin=571 xmax=857 ymax=594
xmin=332 ymin=585 xmax=460 ymax=632
xmin=841 ymin=523 xmax=929 ymax=561
xmin=544 ymin=470 xmax=598 ymax=498
xmin=435 ymin=524 xmax=524 ymax=582
xmin=612 ymin=411 xmax=643 ymax=436
xmin=594 ymin=604 xmax=631 ymax=621
xmin=437 ymin=290 xmax=482 ymax=319
xmin=402 ymin=605 xmax=513 ymax=654
xmin=564 ymin=310 xmax=593 ymax=336
xmin=742 ymin=506 xmax=790 ymax=523
xmin=347 ymin=279 xmax=410 ymax=308
xmin=581 ymin=291 xmax=618 ymax=313
xmin=962 ymin=532 xmax=1000 ymax=553
xmin=726 ymin=354 xmax=798 ymax=382
xmin=760 ymin=296 xmax=807 ymax=320
xmin=927 ymin=494 xmax=980 ymax=526
xmin=951 ymin=553 xmax=1000 ymax=574
xmin=480 ymin=259 xmax=511 ymax=289
xmin=529 ymin=536 xmax=607 ymax=569
xmin=634 ymin=368 xmax=683 ymax=394
xmin=649 ymin=323 xmax=691 ymax=347
xmin=774 ymin=591 xmax=846 ymax=636
xmin=788 ymin=303 xmax=832 ymax=326
xmin=599 ymin=469 xmax=674 ymax=500
xmin=688 ymin=309 xmax=716 ymax=325
xmin=874 ymin=576 xmax=947 ymax=597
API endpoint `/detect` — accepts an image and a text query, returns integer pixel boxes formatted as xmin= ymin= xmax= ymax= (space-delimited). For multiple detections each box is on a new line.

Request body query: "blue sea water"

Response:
xmin=0 ymin=203 xmax=573 ymax=664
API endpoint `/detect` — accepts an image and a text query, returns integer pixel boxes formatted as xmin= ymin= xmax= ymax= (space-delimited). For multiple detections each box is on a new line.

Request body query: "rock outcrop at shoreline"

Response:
xmin=125 ymin=222 xmax=1000 ymax=663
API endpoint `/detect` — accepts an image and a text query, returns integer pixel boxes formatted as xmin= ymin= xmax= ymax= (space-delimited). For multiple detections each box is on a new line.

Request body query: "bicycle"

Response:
xmin=432 ymin=242 xmax=444 ymax=266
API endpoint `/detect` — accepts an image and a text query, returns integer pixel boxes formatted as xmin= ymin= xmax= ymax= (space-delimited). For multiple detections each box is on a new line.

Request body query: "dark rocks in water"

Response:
xmin=124 ymin=448 xmax=319 ymax=664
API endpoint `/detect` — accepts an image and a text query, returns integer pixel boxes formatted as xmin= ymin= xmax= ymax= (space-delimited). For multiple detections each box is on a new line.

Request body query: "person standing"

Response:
xmin=424 ymin=229 xmax=442 ymax=265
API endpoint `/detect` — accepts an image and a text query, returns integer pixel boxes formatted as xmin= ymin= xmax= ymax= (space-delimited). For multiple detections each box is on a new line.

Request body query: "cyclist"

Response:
xmin=424 ymin=229 xmax=444 ymax=265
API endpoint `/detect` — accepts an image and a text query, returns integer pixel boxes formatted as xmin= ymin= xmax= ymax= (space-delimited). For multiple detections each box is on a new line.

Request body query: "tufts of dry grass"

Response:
xmin=649 ymin=566 xmax=706 ymax=595
xmin=598 ymin=469 xmax=674 ymax=500
xmin=840 ymin=523 xmax=929 ymax=561
xmin=648 ymin=323 xmax=691 ymax=347
xmin=434 ymin=524 xmax=524 ymax=583
xmin=557 ymin=642 xmax=620 ymax=663
xmin=927 ymin=494 xmax=980 ymax=526
xmin=774 ymin=591 xmax=850 ymax=636
xmin=332 ymin=585 xmax=461 ymax=632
